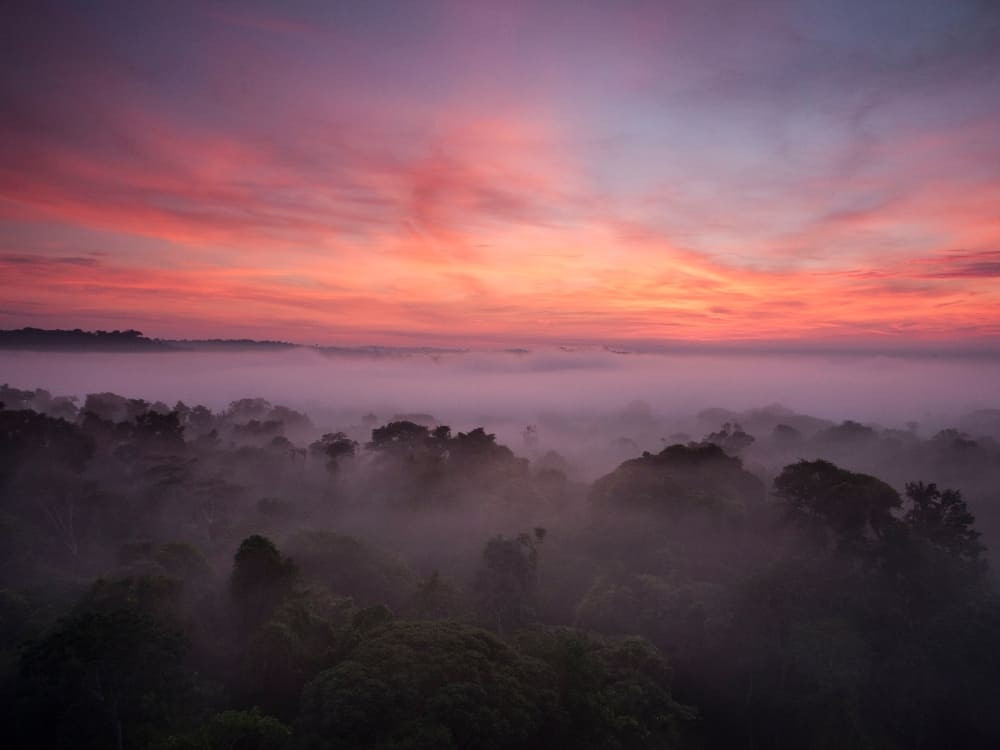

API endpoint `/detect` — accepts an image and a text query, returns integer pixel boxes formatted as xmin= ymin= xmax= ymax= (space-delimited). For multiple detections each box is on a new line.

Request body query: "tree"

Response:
xmin=575 ymin=572 xmax=725 ymax=660
xmin=0 ymin=408 xmax=94 ymax=482
xmin=403 ymin=571 xmax=469 ymax=621
xmin=0 ymin=409 xmax=96 ymax=562
xmin=448 ymin=427 xmax=515 ymax=467
xmin=83 ymin=392 xmax=131 ymax=423
xmin=132 ymin=411 xmax=185 ymax=453
xmin=813 ymin=420 xmax=877 ymax=446
xmin=239 ymin=588 xmax=354 ymax=720
xmin=149 ymin=708 xmax=291 ymax=750
xmin=231 ymin=536 xmax=298 ymax=630
xmin=366 ymin=420 xmax=431 ymax=456
xmin=475 ymin=531 xmax=544 ymax=634
xmin=225 ymin=399 xmax=273 ymax=423
xmin=295 ymin=620 xmax=557 ymax=750
xmin=702 ymin=422 xmax=755 ymax=456
xmin=773 ymin=460 xmax=900 ymax=549
xmin=878 ymin=482 xmax=989 ymax=611
xmin=903 ymin=482 xmax=983 ymax=564
xmin=589 ymin=443 xmax=765 ymax=519
xmin=17 ymin=608 xmax=192 ymax=750
xmin=772 ymin=423 xmax=803 ymax=444
xmin=308 ymin=432 xmax=357 ymax=475
xmin=514 ymin=627 xmax=693 ymax=749
xmin=285 ymin=531 xmax=414 ymax=609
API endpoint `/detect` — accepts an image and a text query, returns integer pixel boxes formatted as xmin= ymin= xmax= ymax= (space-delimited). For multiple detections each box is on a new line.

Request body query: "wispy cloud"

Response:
xmin=1 ymin=0 xmax=998 ymax=346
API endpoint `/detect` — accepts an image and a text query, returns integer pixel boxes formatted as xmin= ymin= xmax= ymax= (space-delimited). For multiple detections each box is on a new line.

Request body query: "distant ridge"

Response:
xmin=0 ymin=327 xmax=173 ymax=351
xmin=0 ymin=327 xmax=465 ymax=357
xmin=2 ymin=327 xmax=997 ymax=359
xmin=167 ymin=337 xmax=298 ymax=351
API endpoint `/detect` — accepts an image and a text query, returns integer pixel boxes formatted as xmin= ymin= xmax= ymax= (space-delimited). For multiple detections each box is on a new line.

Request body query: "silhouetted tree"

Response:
xmin=773 ymin=459 xmax=900 ymax=549
xmin=296 ymin=620 xmax=557 ymax=750
xmin=17 ymin=608 xmax=192 ymax=750
xmin=475 ymin=531 xmax=544 ymax=634
xmin=308 ymin=432 xmax=357 ymax=475
xmin=703 ymin=422 xmax=755 ymax=456
xmin=230 ymin=536 xmax=298 ymax=630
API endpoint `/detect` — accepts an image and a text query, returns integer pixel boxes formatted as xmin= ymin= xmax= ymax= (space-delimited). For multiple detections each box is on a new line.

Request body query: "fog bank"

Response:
xmin=2 ymin=348 xmax=997 ymax=429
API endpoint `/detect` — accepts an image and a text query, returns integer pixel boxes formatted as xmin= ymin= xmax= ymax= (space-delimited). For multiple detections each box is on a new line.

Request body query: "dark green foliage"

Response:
xmin=367 ymin=421 xmax=432 ymax=455
xmin=0 ymin=409 xmax=100 ymax=565
xmin=772 ymin=423 xmax=803 ymax=444
xmin=0 ymin=328 xmax=164 ymax=352
xmin=774 ymin=459 xmax=901 ymax=547
xmin=475 ymin=532 xmax=542 ymax=634
xmin=238 ymin=588 xmax=355 ymax=720
xmin=4 ymin=386 xmax=1000 ymax=749
xmin=296 ymin=620 xmax=557 ymax=750
xmin=403 ymin=571 xmax=468 ymax=620
xmin=132 ymin=411 xmax=186 ymax=452
xmin=154 ymin=543 xmax=214 ymax=586
xmin=82 ymin=392 xmax=132 ymax=423
xmin=0 ymin=407 xmax=94 ymax=480
xmin=878 ymin=482 xmax=988 ymax=613
xmin=575 ymin=572 xmax=726 ymax=659
xmin=0 ymin=589 xmax=32 ymax=647
xmin=308 ymin=433 xmax=358 ymax=474
xmin=150 ymin=708 xmax=291 ymax=750
xmin=0 ymin=383 xmax=42 ymax=410
xmin=285 ymin=531 xmax=415 ymax=608
xmin=715 ymin=559 xmax=880 ymax=748
xmin=77 ymin=575 xmax=183 ymax=620
xmin=0 ymin=386 xmax=78 ymax=421
xmin=204 ymin=709 xmax=291 ymax=748
xmin=448 ymin=427 xmax=516 ymax=466
xmin=362 ymin=421 xmax=529 ymax=509
xmin=225 ymin=398 xmax=274 ymax=423
xmin=903 ymin=481 xmax=983 ymax=564
xmin=590 ymin=443 xmax=765 ymax=518
xmin=515 ymin=627 xmax=693 ymax=750
xmin=17 ymin=608 xmax=193 ymax=750
xmin=702 ymin=422 xmax=755 ymax=456
xmin=231 ymin=536 xmax=298 ymax=629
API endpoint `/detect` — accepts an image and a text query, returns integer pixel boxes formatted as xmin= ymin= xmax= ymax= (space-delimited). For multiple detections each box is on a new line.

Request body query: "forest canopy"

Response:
xmin=2 ymin=381 xmax=1000 ymax=748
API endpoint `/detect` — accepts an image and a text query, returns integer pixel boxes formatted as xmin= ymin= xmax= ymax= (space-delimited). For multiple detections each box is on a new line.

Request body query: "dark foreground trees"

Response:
xmin=2 ymin=390 xmax=1000 ymax=749
xmin=297 ymin=618 xmax=690 ymax=750
xmin=16 ymin=608 xmax=192 ymax=750
xmin=297 ymin=619 xmax=555 ymax=750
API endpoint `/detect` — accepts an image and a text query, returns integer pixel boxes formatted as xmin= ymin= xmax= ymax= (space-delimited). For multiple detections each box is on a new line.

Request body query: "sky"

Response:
xmin=1 ymin=0 xmax=999 ymax=348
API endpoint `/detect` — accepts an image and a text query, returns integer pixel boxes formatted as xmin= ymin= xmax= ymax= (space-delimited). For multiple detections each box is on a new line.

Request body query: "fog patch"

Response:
xmin=1 ymin=347 xmax=997 ymax=428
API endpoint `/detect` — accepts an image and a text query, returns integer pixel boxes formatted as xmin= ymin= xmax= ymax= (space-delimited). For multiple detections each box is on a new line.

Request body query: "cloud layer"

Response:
xmin=2 ymin=0 xmax=999 ymax=346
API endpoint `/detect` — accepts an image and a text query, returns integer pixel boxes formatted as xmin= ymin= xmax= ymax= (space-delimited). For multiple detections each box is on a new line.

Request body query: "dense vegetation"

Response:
xmin=2 ymin=382 xmax=999 ymax=748
xmin=0 ymin=328 xmax=170 ymax=351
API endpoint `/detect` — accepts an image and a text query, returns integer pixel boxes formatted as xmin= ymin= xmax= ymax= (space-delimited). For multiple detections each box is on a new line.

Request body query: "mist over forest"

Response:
xmin=5 ymin=0 xmax=1000 ymax=744
xmin=2 ymin=346 xmax=1000 ymax=748
xmin=4 ymin=346 xmax=999 ymax=462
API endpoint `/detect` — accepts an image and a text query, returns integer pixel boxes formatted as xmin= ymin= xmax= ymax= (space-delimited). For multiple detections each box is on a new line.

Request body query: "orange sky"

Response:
xmin=2 ymin=1 xmax=999 ymax=348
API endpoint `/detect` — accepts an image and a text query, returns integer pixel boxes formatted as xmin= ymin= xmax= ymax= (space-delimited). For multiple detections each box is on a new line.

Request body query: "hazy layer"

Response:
xmin=2 ymin=348 xmax=997 ymax=428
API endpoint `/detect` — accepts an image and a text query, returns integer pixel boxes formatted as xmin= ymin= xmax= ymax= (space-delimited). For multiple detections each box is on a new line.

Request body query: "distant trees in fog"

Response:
xmin=1 ymin=384 xmax=1000 ymax=748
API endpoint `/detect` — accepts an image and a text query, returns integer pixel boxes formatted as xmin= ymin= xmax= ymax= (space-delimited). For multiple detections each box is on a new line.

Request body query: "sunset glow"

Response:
xmin=3 ymin=0 xmax=1000 ymax=347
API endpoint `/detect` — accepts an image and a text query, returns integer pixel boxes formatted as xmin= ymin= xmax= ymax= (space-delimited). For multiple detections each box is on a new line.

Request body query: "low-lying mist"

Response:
xmin=3 ymin=345 xmax=1000 ymax=748
xmin=4 ymin=346 xmax=999 ymax=478
xmin=3 ymin=345 xmax=998 ymax=418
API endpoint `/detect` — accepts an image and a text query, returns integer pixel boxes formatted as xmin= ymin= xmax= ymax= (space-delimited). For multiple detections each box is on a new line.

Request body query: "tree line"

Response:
xmin=1 ymin=384 xmax=999 ymax=748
